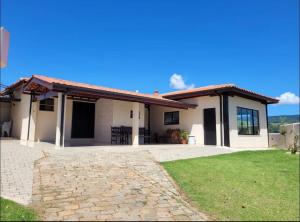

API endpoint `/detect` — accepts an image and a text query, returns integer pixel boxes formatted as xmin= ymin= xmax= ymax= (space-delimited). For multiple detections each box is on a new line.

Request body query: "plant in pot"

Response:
xmin=180 ymin=130 xmax=189 ymax=144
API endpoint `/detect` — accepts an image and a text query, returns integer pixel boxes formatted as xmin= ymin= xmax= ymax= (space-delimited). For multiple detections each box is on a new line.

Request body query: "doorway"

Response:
xmin=71 ymin=101 xmax=95 ymax=138
xmin=204 ymin=108 xmax=217 ymax=145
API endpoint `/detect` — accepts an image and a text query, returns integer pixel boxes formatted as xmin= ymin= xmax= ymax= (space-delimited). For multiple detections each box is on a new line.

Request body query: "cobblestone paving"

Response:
xmin=32 ymin=150 xmax=209 ymax=221
xmin=0 ymin=139 xmax=44 ymax=204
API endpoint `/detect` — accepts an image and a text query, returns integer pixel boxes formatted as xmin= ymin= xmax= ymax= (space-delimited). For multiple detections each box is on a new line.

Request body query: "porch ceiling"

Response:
xmin=23 ymin=75 xmax=197 ymax=109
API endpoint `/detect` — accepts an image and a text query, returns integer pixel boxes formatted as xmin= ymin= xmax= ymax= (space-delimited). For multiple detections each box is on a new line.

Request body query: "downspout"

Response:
xmin=27 ymin=92 xmax=33 ymax=141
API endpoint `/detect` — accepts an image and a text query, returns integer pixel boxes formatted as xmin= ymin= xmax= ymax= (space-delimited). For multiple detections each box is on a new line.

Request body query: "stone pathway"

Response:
xmin=0 ymin=139 xmax=44 ymax=204
xmin=31 ymin=150 xmax=208 ymax=221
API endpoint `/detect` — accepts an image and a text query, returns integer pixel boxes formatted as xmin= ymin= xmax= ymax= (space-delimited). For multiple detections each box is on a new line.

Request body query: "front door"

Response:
xmin=204 ymin=108 xmax=217 ymax=145
xmin=71 ymin=101 xmax=95 ymax=138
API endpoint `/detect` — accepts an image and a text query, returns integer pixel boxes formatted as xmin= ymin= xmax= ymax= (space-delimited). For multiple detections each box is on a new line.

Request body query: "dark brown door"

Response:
xmin=71 ymin=101 xmax=95 ymax=138
xmin=204 ymin=108 xmax=217 ymax=145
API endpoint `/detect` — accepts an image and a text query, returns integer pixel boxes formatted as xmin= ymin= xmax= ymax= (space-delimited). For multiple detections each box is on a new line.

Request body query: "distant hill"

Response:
xmin=268 ymin=115 xmax=300 ymax=133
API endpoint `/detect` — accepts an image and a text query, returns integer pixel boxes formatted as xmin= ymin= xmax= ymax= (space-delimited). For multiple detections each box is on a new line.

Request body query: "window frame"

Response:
xmin=39 ymin=98 xmax=54 ymax=112
xmin=164 ymin=111 xmax=179 ymax=125
xmin=237 ymin=107 xmax=260 ymax=135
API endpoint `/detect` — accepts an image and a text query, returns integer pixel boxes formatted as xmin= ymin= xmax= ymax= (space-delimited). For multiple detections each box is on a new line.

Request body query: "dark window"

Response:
xmin=130 ymin=110 xmax=133 ymax=118
xmin=164 ymin=111 xmax=179 ymax=125
xmin=39 ymin=98 xmax=54 ymax=111
xmin=237 ymin=107 xmax=260 ymax=135
xmin=130 ymin=110 xmax=141 ymax=119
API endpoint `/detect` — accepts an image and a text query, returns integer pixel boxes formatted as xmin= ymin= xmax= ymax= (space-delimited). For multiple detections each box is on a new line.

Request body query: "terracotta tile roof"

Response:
xmin=22 ymin=75 xmax=197 ymax=109
xmin=162 ymin=84 xmax=236 ymax=97
xmin=31 ymin=74 xmax=171 ymax=100
xmin=229 ymin=85 xmax=279 ymax=103
xmin=162 ymin=84 xmax=279 ymax=104
xmin=1 ymin=78 xmax=29 ymax=95
xmin=3 ymin=75 xmax=278 ymax=105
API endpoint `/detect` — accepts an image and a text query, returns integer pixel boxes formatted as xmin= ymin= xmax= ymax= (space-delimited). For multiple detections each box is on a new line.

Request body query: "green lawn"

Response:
xmin=162 ymin=150 xmax=300 ymax=221
xmin=0 ymin=198 xmax=39 ymax=221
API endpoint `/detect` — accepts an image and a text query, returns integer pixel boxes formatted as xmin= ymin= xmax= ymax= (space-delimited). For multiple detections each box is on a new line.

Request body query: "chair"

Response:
xmin=139 ymin=127 xmax=145 ymax=145
xmin=1 ymin=120 xmax=12 ymax=137
xmin=144 ymin=129 xmax=151 ymax=144
xmin=111 ymin=127 xmax=121 ymax=144
xmin=121 ymin=126 xmax=132 ymax=145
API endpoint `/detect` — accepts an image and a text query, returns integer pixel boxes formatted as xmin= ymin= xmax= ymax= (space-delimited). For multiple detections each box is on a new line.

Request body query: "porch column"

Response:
xmin=55 ymin=93 xmax=66 ymax=148
xmin=28 ymin=101 xmax=38 ymax=142
xmin=26 ymin=93 xmax=37 ymax=144
xmin=132 ymin=102 xmax=139 ymax=146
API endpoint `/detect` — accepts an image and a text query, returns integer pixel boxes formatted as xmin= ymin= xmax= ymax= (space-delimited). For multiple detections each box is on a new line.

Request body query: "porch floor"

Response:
xmin=16 ymin=139 xmax=271 ymax=162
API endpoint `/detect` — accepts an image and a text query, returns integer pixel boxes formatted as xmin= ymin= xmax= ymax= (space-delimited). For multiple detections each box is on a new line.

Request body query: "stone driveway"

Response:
xmin=1 ymin=140 xmax=270 ymax=221
xmin=31 ymin=149 xmax=209 ymax=221
xmin=0 ymin=139 xmax=45 ymax=204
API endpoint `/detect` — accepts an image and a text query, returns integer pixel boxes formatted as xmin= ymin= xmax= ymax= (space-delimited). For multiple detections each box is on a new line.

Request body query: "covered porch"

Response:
xmin=23 ymin=75 xmax=197 ymax=148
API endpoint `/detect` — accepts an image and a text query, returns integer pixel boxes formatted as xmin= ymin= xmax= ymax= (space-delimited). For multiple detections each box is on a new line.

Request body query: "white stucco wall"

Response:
xmin=10 ymin=89 xmax=31 ymax=140
xmin=144 ymin=107 xmax=149 ymax=129
xmin=112 ymin=100 xmax=144 ymax=127
xmin=35 ymin=98 xmax=57 ymax=142
xmin=228 ymin=96 xmax=268 ymax=148
xmin=94 ymin=98 xmax=113 ymax=144
xmin=150 ymin=96 xmax=221 ymax=146
xmin=34 ymin=98 xmax=145 ymax=145
xmin=9 ymin=87 xmax=269 ymax=148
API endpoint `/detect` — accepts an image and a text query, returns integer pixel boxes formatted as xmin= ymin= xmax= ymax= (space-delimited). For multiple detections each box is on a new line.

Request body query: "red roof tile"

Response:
xmin=162 ymin=84 xmax=235 ymax=96
xmin=162 ymin=84 xmax=278 ymax=104
xmin=23 ymin=75 xmax=197 ymax=109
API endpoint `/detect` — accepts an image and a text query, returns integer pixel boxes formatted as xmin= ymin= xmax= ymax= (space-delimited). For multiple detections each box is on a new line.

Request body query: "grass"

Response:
xmin=162 ymin=150 xmax=300 ymax=221
xmin=0 ymin=198 xmax=39 ymax=221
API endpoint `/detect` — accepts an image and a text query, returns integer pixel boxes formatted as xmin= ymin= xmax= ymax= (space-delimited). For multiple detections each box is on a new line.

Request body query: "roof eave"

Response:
xmin=52 ymin=83 xmax=197 ymax=109
xmin=163 ymin=86 xmax=279 ymax=104
xmin=1 ymin=79 xmax=28 ymax=95
xmin=217 ymin=87 xmax=279 ymax=104
xmin=23 ymin=78 xmax=196 ymax=109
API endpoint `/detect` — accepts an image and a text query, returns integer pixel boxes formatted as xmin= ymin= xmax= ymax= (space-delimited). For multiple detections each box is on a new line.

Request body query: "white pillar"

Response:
xmin=55 ymin=93 xmax=66 ymax=148
xmin=132 ymin=102 xmax=139 ymax=146
xmin=28 ymin=101 xmax=37 ymax=142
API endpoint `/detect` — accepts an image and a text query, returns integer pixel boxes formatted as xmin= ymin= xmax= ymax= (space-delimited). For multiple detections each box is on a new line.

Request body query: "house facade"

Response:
xmin=0 ymin=75 xmax=278 ymax=148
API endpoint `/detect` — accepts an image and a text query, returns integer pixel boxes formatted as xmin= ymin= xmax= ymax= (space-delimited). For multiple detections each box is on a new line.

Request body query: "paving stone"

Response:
xmin=0 ymin=139 xmax=46 ymax=204
xmin=1 ymin=139 xmax=210 ymax=221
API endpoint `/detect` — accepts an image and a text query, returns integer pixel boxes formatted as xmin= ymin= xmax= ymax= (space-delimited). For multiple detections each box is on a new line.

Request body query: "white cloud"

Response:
xmin=276 ymin=92 xmax=300 ymax=105
xmin=169 ymin=73 xmax=195 ymax=90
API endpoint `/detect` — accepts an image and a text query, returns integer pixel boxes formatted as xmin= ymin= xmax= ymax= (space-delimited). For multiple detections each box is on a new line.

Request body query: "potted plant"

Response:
xmin=180 ymin=130 xmax=189 ymax=144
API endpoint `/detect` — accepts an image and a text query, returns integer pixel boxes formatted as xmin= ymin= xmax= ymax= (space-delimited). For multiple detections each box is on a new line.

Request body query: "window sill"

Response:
xmin=238 ymin=134 xmax=261 ymax=136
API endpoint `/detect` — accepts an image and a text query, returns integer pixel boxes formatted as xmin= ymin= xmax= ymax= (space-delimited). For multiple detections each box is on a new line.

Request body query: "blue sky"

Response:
xmin=1 ymin=0 xmax=299 ymax=116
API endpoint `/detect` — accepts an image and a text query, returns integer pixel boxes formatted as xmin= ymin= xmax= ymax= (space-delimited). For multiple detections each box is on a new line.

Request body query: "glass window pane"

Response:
xmin=39 ymin=98 xmax=54 ymax=111
xmin=241 ymin=108 xmax=248 ymax=134
xmin=237 ymin=108 xmax=242 ymax=134
xmin=164 ymin=113 xmax=170 ymax=124
xmin=164 ymin=111 xmax=179 ymax=125
xmin=247 ymin=109 xmax=253 ymax=134
xmin=253 ymin=110 xmax=259 ymax=134
xmin=173 ymin=111 xmax=179 ymax=124
xmin=237 ymin=107 xmax=260 ymax=135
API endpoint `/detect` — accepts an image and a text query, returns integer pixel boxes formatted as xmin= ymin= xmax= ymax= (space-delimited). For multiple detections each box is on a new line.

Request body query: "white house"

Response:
xmin=0 ymin=74 xmax=278 ymax=148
